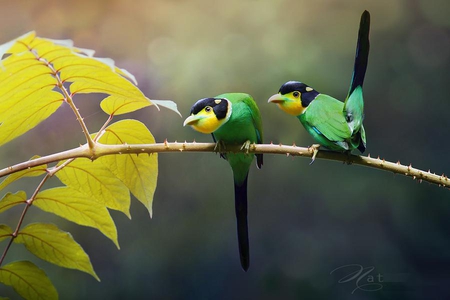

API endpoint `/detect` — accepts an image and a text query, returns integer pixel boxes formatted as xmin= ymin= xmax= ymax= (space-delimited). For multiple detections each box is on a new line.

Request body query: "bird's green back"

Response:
xmin=213 ymin=93 xmax=263 ymax=184
xmin=299 ymin=94 xmax=351 ymax=149
xmin=214 ymin=93 xmax=263 ymax=145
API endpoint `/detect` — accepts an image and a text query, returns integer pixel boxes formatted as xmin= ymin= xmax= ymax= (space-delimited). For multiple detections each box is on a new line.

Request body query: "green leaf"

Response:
xmin=34 ymin=187 xmax=119 ymax=248
xmin=14 ymin=223 xmax=100 ymax=281
xmin=0 ymin=224 xmax=13 ymax=242
xmin=0 ymin=260 xmax=58 ymax=300
xmin=0 ymin=191 xmax=27 ymax=213
xmin=0 ymin=156 xmax=47 ymax=192
xmin=55 ymin=158 xmax=131 ymax=218
xmin=97 ymin=120 xmax=158 ymax=217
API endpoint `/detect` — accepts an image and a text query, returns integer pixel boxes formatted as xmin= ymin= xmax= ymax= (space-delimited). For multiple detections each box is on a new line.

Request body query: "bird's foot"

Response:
xmin=344 ymin=150 xmax=353 ymax=165
xmin=214 ymin=140 xmax=227 ymax=159
xmin=214 ymin=140 xmax=226 ymax=152
xmin=240 ymin=140 xmax=252 ymax=154
xmin=308 ymin=144 xmax=321 ymax=165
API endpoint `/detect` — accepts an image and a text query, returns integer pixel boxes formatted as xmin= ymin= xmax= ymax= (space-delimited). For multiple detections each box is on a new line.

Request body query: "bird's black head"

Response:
xmin=184 ymin=97 xmax=232 ymax=133
xmin=190 ymin=97 xmax=229 ymax=120
xmin=268 ymin=81 xmax=319 ymax=116
xmin=278 ymin=81 xmax=319 ymax=108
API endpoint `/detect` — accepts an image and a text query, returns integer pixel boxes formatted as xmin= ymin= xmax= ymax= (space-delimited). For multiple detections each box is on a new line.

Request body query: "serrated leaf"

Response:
xmin=0 ymin=224 xmax=13 ymax=242
xmin=0 ymin=191 xmax=27 ymax=213
xmin=34 ymin=187 xmax=119 ymax=248
xmin=55 ymin=158 xmax=131 ymax=218
xmin=14 ymin=223 xmax=99 ymax=281
xmin=97 ymin=119 xmax=158 ymax=217
xmin=0 ymin=156 xmax=47 ymax=192
xmin=0 ymin=260 xmax=58 ymax=300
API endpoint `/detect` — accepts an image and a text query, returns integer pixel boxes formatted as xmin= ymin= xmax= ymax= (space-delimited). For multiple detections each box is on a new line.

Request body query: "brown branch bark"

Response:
xmin=0 ymin=142 xmax=448 ymax=189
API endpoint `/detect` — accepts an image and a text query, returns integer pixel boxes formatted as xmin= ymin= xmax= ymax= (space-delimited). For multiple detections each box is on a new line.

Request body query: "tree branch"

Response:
xmin=0 ymin=142 xmax=448 ymax=190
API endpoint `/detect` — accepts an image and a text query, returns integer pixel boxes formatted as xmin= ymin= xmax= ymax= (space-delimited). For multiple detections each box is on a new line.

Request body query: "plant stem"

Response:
xmin=23 ymin=41 xmax=95 ymax=150
xmin=0 ymin=174 xmax=50 ymax=266
xmin=0 ymin=142 xmax=448 ymax=190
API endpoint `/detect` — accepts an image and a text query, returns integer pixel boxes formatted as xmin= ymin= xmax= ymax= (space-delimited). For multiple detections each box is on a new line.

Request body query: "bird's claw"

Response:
xmin=214 ymin=140 xmax=225 ymax=152
xmin=309 ymin=144 xmax=321 ymax=165
xmin=214 ymin=140 xmax=227 ymax=159
xmin=241 ymin=140 xmax=251 ymax=154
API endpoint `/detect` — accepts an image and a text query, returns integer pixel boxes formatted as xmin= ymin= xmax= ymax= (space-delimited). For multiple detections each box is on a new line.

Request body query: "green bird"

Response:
xmin=268 ymin=10 xmax=370 ymax=161
xmin=183 ymin=93 xmax=263 ymax=271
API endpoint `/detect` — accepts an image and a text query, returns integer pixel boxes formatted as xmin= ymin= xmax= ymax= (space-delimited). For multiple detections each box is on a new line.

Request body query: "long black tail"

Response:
xmin=348 ymin=10 xmax=370 ymax=97
xmin=234 ymin=175 xmax=249 ymax=271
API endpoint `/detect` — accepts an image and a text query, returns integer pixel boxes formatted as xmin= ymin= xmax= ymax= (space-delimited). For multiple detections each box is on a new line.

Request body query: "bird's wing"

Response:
xmin=303 ymin=95 xmax=351 ymax=142
xmin=242 ymin=96 xmax=263 ymax=168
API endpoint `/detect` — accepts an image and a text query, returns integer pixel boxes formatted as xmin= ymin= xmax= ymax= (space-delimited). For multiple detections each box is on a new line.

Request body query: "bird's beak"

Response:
xmin=268 ymin=93 xmax=286 ymax=104
xmin=183 ymin=114 xmax=202 ymax=127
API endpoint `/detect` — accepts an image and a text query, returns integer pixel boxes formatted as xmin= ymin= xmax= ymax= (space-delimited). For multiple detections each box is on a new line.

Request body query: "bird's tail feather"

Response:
xmin=234 ymin=174 xmax=250 ymax=271
xmin=344 ymin=10 xmax=370 ymax=151
xmin=346 ymin=10 xmax=370 ymax=99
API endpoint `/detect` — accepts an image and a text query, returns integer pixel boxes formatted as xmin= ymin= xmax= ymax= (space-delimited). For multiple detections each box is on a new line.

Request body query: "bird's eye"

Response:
xmin=293 ymin=91 xmax=300 ymax=98
xmin=205 ymin=106 xmax=212 ymax=112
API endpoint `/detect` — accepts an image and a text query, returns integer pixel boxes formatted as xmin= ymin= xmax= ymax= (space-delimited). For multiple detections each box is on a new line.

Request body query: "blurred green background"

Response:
xmin=1 ymin=0 xmax=450 ymax=299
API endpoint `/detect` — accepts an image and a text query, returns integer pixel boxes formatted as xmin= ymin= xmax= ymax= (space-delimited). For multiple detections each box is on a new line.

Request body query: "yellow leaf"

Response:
xmin=0 ymin=31 xmax=179 ymax=146
xmin=0 ymin=224 xmax=12 ymax=242
xmin=100 ymin=95 xmax=152 ymax=115
xmin=55 ymin=158 xmax=131 ymax=218
xmin=15 ymin=223 xmax=100 ymax=281
xmin=0 ymin=191 xmax=27 ymax=213
xmin=0 ymin=156 xmax=47 ymax=192
xmin=0 ymin=33 xmax=65 ymax=146
xmin=0 ymin=260 xmax=58 ymax=300
xmin=34 ymin=187 xmax=119 ymax=248
xmin=97 ymin=120 xmax=158 ymax=217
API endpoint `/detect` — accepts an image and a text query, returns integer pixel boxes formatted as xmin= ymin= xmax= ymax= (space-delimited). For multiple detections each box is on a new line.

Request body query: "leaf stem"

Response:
xmin=0 ymin=174 xmax=50 ymax=266
xmin=24 ymin=41 xmax=95 ymax=150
